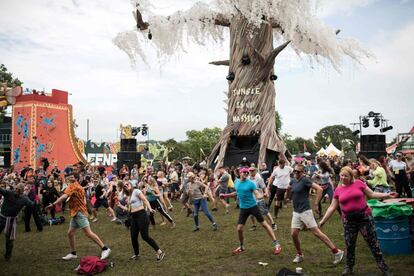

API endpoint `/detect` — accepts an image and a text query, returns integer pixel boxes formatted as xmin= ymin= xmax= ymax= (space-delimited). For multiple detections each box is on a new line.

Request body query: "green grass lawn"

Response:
xmin=1 ymin=199 xmax=413 ymax=276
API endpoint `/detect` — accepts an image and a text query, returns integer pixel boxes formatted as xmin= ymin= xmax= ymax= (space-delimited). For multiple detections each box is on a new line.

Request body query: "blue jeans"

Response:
xmin=193 ymin=198 xmax=215 ymax=227
xmin=373 ymin=185 xmax=390 ymax=193
xmin=318 ymin=185 xmax=333 ymax=216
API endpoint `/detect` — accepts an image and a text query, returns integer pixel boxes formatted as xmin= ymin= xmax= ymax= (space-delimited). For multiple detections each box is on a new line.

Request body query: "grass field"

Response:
xmin=1 ymin=199 xmax=413 ymax=276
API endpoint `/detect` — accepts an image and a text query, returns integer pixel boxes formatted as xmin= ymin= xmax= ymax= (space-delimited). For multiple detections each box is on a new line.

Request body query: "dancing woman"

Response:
xmin=146 ymin=177 xmax=175 ymax=228
xmin=117 ymin=182 xmax=165 ymax=261
xmin=319 ymin=167 xmax=397 ymax=275
xmin=187 ymin=172 xmax=218 ymax=232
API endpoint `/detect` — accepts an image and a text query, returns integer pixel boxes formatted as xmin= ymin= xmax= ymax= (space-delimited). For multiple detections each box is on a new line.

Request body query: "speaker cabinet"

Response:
xmin=120 ymin=138 xmax=137 ymax=152
xmin=117 ymin=152 xmax=141 ymax=171
xmin=360 ymin=135 xmax=386 ymax=159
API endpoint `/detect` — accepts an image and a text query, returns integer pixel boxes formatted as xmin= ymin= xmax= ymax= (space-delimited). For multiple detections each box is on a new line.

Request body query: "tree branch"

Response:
xmin=209 ymin=60 xmax=230 ymax=66
xmin=134 ymin=9 xmax=149 ymax=31
xmin=265 ymin=40 xmax=291 ymax=64
xmin=214 ymin=13 xmax=230 ymax=27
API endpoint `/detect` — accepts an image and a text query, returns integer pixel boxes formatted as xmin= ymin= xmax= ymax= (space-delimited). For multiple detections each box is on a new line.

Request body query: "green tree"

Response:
xmin=0 ymin=64 xmax=22 ymax=87
xmin=314 ymin=125 xmax=357 ymax=149
xmin=283 ymin=134 xmax=317 ymax=154
xmin=182 ymin=127 xmax=221 ymax=161
xmin=275 ymin=110 xmax=282 ymax=134
xmin=161 ymin=138 xmax=187 ymax=161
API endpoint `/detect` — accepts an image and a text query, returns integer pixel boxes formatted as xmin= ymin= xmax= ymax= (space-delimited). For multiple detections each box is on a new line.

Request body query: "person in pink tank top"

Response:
xmin=319 ymin=167 xmax=397 ymax=276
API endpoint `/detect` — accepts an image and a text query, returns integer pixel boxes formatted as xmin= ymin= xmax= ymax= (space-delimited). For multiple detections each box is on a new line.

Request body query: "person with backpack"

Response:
xmin=46 ymin=173 xmax=111 ymax=261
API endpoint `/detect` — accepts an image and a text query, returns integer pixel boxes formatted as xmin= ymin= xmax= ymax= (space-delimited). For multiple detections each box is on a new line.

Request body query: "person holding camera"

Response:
xmin=318 ymin=166 xmax=397 ymax=276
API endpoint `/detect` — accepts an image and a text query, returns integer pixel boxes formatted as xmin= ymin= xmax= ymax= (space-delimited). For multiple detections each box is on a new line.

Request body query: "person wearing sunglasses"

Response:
xmin=220 ymin=167 xmax=282 ymax=256
xmin=388 ymin=152 xmax=412 ymax=198
xmin=288 ymin=164 xmax=344 ymax=265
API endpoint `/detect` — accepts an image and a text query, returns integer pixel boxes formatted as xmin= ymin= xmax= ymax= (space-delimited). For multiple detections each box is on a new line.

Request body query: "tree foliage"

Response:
xmin=161 ymin=127 xmax=221 ymax=161
xmin=0 ymin=64 xmax=22 ymax=87
xmin=183 ymin=127 xmax=221 ymax=160
xmin=283 ymin=134 xmax=316 ymax=154
xmin=314 ymin=125 xmax=357 ymax=149
xmin=160 ymin=138 xmax=187 ymax=161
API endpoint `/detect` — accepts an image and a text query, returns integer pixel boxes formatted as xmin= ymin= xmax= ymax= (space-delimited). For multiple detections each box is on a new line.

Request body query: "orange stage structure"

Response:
xmin=12 ymin=89 xmax=86 ymax=171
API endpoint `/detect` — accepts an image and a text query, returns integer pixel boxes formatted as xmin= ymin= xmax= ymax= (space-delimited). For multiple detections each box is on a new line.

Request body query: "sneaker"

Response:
xmin=341 ymin=267 xmax=354 ymax=275
xmin=272 ymin=224 xmax=277 ymax=231
xmin=171 ymin=222 xmax=176 ymax=229
xmin=160 ymin=222 xmax=167 ymax=226
xmin=92 ymin=218 xmax=98 ymax=223
xmin=62 ymin=253 xmax=77 ymax=261
xmin=101 ymin=248 xmax=111 ymax=260
xmin=249 ymin=225 xmax=257 ymax=231
xmin=111 ymin=217 xmax=117 ymax=222
xmin=129 ymin=254 xmax=140 ymax=260
xmin=292 ymin=254 xmax=304 ymax=263
xmin=273 ymin=243 xmax=282 ymax=255
xmin=232 ymin=246 xmax=245 ymax=255
xmin=211 ymin=208 xmax=218 ymax=212
xmin=156 ymin=251 xmax=165 ymax=261
xmin=212 ymin=223 xmax=218 ymax=231
xmin=333 ymin=249 xmax=344 ymax=265
xmin=192 ymin=227 xmax=200 ymax=232
xmin=168 ymin=206 xmax=173 ymax=212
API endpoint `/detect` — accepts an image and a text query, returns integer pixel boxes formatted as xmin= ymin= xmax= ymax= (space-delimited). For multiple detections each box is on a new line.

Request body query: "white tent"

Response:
xmin=316 ymin=148 xmax=326 ymax=156
xmin=325 ymin=143 xmax=342 ymax=156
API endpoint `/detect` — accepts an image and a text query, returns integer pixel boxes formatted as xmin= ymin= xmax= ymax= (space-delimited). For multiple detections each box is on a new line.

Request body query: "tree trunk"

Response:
xmin=208 ymin=15 xmax=286 ymax=168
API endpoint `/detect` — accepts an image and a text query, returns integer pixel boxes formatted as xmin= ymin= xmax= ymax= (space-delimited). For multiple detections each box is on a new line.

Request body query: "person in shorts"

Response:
xmin=46 ymin=174 xmax=111 ymax=261
xmin=220 ymin=167 xmax=282 ymax=256
xmin=248 ymin=166 xmax=277 ymax=231
xmin=288 ymin=164 xmax=343 ymax=265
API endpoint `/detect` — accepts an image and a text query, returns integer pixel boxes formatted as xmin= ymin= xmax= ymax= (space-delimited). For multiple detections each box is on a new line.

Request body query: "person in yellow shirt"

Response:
xmin=367 ymin=159 xmax=390 ymax=193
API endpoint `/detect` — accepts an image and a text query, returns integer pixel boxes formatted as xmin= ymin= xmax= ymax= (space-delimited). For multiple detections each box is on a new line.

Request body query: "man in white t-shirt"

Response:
xmin=267 ymin=159 xmax=293 ymax=218
xmin=389 ymin=152 xmax=412 ymax=198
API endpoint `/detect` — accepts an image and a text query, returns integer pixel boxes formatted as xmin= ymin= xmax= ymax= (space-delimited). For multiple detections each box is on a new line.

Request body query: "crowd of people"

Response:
xmin=1 ymin=152 xmax=413 ymax=275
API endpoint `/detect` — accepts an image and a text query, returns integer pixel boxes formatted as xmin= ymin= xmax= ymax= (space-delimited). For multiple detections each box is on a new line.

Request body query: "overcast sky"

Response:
xmin=1 ymin=0 xmax=413 ymax=143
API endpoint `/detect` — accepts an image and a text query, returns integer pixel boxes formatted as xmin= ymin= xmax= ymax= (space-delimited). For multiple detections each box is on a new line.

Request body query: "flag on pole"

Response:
xmin=200 ymin=148 xmax=205 ymax=157
xmin=303 ymin=142 xmax=307 ymax=153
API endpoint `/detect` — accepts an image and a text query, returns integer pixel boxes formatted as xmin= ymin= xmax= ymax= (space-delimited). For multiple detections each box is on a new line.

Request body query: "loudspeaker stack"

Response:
xmin=117 ymin=138 xmax=140 ymax=171
xmin=360 ymin=134 xmax=386 ymax=159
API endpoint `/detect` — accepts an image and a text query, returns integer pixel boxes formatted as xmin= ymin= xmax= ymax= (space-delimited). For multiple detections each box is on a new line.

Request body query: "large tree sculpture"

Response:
xmin=114 ymin=0 xmax=370 ymax=168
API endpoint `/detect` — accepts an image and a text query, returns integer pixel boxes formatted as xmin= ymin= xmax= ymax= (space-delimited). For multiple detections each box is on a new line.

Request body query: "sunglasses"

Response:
xmin=240 ymin=171 xmax=249 ymax=174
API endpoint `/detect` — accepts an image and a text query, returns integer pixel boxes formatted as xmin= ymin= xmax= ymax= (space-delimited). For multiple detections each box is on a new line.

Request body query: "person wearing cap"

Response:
xmin=220 ymin=167 xmax=282 ymax=256
xmin=388 ymin=152 xmax=412 ymax=198
xmin=248 ymin=166 xmax=277 ymax=231
xmin=288 ymin=164 xmax=343 ymax=265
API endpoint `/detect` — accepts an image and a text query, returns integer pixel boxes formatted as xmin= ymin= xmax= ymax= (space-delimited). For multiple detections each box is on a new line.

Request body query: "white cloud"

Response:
xmin=315 ymin=0 xmax=377 ymax=17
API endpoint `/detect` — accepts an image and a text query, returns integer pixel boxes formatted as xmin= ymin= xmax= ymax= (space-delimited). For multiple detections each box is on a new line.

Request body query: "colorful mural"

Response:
xmin=78 ymin=140 xmax=120 ymax=167
xmin=12 ymin=89 xmax=87 ymax=171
